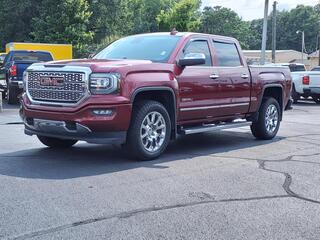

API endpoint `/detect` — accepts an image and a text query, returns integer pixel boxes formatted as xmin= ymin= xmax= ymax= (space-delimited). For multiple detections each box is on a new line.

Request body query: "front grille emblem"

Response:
xmin=39 ymin=76 xmax=64 ymax=87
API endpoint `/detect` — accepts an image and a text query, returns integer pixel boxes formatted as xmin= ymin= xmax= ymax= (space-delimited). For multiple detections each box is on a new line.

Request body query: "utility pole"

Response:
xmin=271 ymin=1 xmax=277 ymax=63
xmin=302 ymin=31 xmax=305 ymax=64
xmin=260 ymin=0 xmax=269 ymax=65
xmin=318 ymin=34 xmax=320 ymax=66
xmin=296 ymin=30 xmax=305 ymax=64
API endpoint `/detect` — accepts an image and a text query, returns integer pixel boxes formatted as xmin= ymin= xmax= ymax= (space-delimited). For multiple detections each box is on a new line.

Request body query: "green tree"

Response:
xmin=89 ymin=0 xmax=129 ymax=44
xmin=126 ymin=0 xmax=177 ymax=34
xmin=0 ymin=0 xmax=40 ymax=50
xmin=31 ymin=0 xmax=93 ymax=57
xmin=248 ymin=5 xmax=320 ymax=53
xmin=157 ymin=0 xmax=201 ymax=31
xmin=199 ymin=6 xmax=252 ymax=49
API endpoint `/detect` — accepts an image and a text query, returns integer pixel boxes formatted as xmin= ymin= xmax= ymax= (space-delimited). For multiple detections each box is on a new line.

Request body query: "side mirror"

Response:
xmin=177 ymin=53 xmax=206 ymax=67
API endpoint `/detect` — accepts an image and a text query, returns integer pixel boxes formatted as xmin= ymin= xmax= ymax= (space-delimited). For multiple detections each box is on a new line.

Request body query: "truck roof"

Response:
xmin=129 ymin=32 xmax=238 ymax=43
xmin=9 ymin=50 xmax=52 ymax=54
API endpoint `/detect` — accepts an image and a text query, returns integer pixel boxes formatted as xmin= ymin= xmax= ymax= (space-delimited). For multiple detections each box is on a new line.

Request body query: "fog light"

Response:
xmin=92 ymin=109 xmax=113 ymax=116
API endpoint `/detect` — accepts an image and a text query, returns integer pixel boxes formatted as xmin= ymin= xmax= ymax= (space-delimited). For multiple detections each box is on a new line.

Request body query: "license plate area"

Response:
xmin=39 ymin=76 xmax=64 ymax=87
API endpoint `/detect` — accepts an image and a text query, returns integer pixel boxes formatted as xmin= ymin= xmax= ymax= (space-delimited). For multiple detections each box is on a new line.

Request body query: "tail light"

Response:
xmin=9 ymin=65 xmax=17 ymax=76
xmin=302 ymin=76 xmax=310 ymax=85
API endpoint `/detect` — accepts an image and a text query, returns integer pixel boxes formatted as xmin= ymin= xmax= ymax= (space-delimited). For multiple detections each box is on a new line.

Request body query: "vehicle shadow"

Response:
xmin=0 ymin=130 xmax=283 ymax=180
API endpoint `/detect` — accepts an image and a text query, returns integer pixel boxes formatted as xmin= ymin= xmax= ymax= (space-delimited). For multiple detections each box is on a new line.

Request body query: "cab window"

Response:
xmin=183 ymin=40 xmax=212 ymax=66
xmin=213 ymin=41 xmax=242 ymax=67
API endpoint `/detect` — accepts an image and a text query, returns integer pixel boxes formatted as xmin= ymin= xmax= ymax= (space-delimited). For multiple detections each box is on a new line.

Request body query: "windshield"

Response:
xmin=311 ymin=67 xmax=320 ymax=71
xmin=13 ymin=52 xmax=53 ymax=62
xmin=94 ymin=35 xmax=181 ymax=63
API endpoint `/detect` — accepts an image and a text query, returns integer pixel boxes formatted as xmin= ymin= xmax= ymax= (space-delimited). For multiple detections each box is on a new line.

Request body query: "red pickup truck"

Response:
xmin=20 ymin=32 xmax=292 ymax=160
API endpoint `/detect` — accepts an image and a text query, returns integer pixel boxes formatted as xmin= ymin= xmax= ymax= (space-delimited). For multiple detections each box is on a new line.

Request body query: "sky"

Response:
xmin=201 ymin=0 xmax=319 ymax=21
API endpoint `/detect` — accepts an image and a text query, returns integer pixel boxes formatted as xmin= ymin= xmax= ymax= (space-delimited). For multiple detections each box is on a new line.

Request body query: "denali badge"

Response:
xmin=39 ymin=76 xmax=64 ymax=86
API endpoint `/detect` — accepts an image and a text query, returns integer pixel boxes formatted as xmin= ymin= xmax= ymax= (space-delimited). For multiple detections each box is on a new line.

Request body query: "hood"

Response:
xmin=45 ymin=59 xmax=154 ymax=72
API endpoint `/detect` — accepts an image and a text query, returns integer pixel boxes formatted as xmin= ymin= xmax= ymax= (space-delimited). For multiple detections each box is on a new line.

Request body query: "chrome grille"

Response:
xmin=27 ymin=71 xmax=87 ymax=104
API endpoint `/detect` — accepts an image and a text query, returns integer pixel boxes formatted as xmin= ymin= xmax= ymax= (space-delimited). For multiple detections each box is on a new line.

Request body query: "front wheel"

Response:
xmin=37 ymin=136 xmax=78 ymax=148
xmin=251 ymin=97 xmax=281 ymax=140
xmin=127 ymin=100 xmax=171 ymax=160
xmin=7 ymin=84 xmax=19 ymax=104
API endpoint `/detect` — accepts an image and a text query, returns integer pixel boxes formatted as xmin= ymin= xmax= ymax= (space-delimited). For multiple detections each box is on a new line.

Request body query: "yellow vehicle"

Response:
xmin=5 ymin=43 xmax=72 ymax=60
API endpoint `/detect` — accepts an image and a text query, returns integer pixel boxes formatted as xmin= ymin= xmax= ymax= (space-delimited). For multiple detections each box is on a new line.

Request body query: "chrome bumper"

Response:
xmin=24 ymin=118 xmax=126 ymax=144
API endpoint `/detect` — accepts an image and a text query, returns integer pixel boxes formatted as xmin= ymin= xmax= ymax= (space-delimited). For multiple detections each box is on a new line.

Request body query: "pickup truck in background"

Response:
xmin=0 ymin=50 xmax=53 ymax=103
xmin=281 ymin=63 xmax=320 ymax=104
xmin=20 ymin=32 xmax=292 ymax=160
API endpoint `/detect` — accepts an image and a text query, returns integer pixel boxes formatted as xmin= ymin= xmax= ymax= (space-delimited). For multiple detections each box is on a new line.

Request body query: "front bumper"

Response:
xmin=24 ymin=119 xmax=127 ymax=144
xmin=21 ymin=94 xmax=132 ymax=144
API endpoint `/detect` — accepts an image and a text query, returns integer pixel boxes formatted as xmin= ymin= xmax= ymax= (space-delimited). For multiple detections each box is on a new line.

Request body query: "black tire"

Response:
xmin=127 ymin=100 xmax=171 ymax=160
xmin=291 ymin=84 xmax=299 ymax=104
xmin=251 ymin=97 xmax=281 ymax=140
xmin=1 ymin=91 xmax=5 ymax=99
xmin=7 ymin=84 xmax=18 ymax=104
xmin=312 ymin=96 xmax=320 ymax=104
xmin=37 ymin=136 xmax=77 ymax=148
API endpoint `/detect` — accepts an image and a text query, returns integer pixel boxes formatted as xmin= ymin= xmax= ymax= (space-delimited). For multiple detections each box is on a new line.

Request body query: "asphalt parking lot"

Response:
xmin=0 ymin=101 xmax=320 ymax=240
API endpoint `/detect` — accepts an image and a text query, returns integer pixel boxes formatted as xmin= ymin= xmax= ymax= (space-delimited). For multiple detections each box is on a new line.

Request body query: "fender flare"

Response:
xmin=251 ymin=84 xmax=284 ymax=122
xmin=131 ymin=86 xmax=178 ymax=139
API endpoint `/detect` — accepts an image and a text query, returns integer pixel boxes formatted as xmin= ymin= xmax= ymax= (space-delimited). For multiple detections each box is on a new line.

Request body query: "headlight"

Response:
xmin=23 ymin=71 xmax=28 ymax=91
xmin=89 ymin=73 xmax=120 ymax=95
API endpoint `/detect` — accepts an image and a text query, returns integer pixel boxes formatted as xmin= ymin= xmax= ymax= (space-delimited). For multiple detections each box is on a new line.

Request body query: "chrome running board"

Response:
xmin=180 ymin=121 xmax=251 ymax=135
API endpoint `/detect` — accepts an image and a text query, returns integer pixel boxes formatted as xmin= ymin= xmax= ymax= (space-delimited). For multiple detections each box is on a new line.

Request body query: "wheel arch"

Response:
xmin=254 ymin=84 xmax=284 ymax=121
xmin=131 ymin=87 xmax=177 ymax=139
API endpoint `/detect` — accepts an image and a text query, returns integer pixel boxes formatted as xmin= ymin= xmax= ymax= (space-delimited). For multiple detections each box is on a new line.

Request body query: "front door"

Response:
xmin=176 ymin=38 xmax=219 ymax=122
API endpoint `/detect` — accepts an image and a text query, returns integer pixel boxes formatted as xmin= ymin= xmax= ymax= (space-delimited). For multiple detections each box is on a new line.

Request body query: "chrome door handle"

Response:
xmin=241 ymin=74 xmax=249 ymax=79
xmin=209 ymin=74 xmax=219 ymax=79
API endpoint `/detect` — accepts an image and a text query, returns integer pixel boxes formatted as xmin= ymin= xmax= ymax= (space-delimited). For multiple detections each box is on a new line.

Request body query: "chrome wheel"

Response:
xmin=140 ymin=111 xmax=166 ymax=152
xmin=265 ymin=104 xmax=278 ymax=133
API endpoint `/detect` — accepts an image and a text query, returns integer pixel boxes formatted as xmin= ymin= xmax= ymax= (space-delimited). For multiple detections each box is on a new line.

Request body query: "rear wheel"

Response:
xmin=37 ymin=136 xmax=77 ymax=148
xmin=312 ymin=96 xmax=320 ymax=104
xmin=251 ymin=97 xmax=281 ymax=140
xmin=127 ymin=100 xmax=171 ymax=160
xmin=291 ymin=84 xmax=299 ymax=104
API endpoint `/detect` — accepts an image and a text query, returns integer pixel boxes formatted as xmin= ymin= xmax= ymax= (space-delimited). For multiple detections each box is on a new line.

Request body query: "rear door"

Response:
xmin=210 ymin=39 xmax=251 ymax=116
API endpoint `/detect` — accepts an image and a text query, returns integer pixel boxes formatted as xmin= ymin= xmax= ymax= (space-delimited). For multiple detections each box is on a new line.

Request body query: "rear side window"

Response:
xmin=213 ymin=41 xmax=242 ymax=67
xmin=289 ymin=65 xmax=306 ymax=72
xmin=183 ymin=40 xmax=212 ymax=66
xmin=12 ymin=52 xmax=53 ymax=62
